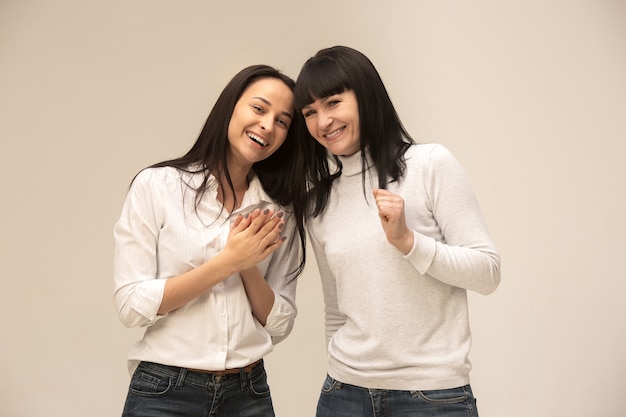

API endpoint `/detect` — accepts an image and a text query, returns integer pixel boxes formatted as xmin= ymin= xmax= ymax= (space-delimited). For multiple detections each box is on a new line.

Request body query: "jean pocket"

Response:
xmin=412 ymin=385 xmax=471 ymax=404
xmin=248 ymin=369 xmax=271 ymax=398
xmin=320 ymin=374 xmax=339 ymax=394
xmin=129 ymin=368 xmax=174 ymax=397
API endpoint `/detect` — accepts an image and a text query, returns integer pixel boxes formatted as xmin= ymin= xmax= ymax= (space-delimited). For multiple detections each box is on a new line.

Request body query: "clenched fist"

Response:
xmin=373 ymin=189 xmax=414 ymax=255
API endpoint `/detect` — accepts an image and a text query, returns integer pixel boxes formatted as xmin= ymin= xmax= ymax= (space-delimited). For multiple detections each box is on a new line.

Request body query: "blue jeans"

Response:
xmin=316 ymin=375 xmax=479 ymax=417
xmin=121 ymin=361 xmax=274 ymax=417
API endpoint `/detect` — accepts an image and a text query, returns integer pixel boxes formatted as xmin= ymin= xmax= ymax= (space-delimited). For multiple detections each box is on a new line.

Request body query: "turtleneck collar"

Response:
xmin=337 ymin=149 xmax=373 ymax=177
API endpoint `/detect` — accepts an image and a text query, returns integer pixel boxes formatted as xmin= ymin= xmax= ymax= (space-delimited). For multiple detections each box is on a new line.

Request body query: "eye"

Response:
xmin=327 ymin=99 xmax=340 ymax=108
xmin=302 ymin=109 xmax=316 ymax=118
xmin=276 ymin=117 xmax=290 ymax=128
xmin=252 ymin=104 xmax=264 ymax=113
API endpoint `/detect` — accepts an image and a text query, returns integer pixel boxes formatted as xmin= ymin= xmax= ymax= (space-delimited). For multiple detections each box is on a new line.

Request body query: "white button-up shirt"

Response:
xmin=113 ymin=166 xmax=299 ymax=374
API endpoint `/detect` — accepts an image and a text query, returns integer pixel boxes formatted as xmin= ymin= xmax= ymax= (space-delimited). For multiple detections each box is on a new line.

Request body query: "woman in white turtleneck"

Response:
xmin=294 ymin=46 xmax=501 ymax=417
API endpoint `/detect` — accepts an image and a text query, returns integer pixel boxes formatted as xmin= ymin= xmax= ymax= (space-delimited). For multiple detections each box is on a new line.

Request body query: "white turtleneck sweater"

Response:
xmin=307 ymin=143 xmax=500 ymax=390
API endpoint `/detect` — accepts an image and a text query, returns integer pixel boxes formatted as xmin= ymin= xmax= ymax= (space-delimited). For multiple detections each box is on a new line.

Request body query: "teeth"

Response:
xmin=247 ymin=132 xmax=267 ymax=147
xmin=324 ymin=127 xmax=343 ymax=138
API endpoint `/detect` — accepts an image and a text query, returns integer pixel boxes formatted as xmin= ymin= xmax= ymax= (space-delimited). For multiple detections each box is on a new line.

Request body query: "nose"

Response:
xmin=259 ymin=114 xmax=273 ymax=132
xmin=317 ymin=110 xmax=332 ymax=130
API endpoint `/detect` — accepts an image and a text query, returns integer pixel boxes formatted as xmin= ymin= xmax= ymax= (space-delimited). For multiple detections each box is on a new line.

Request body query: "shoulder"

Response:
xmin=132 ymin=166 xmax=178 ymax=189
xmin=130 ymin=166 xmax=206 ymax=199
xmin=405 ymin=143 xmax=458 ymax=167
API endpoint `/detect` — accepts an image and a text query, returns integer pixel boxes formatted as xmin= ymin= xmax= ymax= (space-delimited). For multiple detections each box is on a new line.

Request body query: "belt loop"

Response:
xmin=176 ymin=368 xmax=187 ymax=390
xmin=239 ymin=367 xmax=248 ymax=391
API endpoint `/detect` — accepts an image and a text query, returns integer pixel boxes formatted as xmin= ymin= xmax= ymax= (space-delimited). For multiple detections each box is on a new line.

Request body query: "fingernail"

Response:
xmin=263 ymin=208 xmax=269 ymax=215
xmin=278 ymin=222 xmax=284 ymax=229
xmin=277 ymin=211 xmax=284 ymax=218
xmin=281 ymin=236 xmax=287 ymax=241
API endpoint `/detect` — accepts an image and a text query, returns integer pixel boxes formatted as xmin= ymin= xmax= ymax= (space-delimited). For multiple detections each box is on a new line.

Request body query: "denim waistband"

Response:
xmin=136 ymin=360 xmax=265 ymax=389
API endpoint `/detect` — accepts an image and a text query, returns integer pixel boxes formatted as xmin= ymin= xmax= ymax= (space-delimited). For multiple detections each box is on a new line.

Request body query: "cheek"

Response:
xmin=273 ymin=131 xmax=288 ymax=148
xmin=305 ymin=119 xmax=317 ymax=135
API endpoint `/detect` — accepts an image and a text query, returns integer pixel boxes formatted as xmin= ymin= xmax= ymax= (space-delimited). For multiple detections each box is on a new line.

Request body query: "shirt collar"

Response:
xmin=183 ymin=166 xmax=275 ymax=209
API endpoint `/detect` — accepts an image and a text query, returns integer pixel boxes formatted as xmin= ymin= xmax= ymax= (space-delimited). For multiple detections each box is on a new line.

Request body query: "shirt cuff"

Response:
xmin=263 ymin=290 xmax=295 ymax=339
xmin=404 ymin=231 xmax=436 ymax=275
xmin=128 ymin=279 xmax=167 ymax=326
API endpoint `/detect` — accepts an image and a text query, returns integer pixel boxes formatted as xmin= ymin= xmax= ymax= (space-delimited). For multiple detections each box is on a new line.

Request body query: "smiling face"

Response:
xmin=301 ymin=89 xmax=360 ymax=157
xmin=226 ymin=77 xmax=294 ymax=170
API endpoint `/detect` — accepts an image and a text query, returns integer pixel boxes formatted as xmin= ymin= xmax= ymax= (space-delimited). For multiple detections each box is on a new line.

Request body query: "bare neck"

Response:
xmin=214 ymin=165 xmax=251 ymax=213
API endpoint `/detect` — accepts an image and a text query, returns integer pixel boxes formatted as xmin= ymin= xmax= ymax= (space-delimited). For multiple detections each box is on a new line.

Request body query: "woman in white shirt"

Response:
xmin=114 ymin=65 xmax=307 ymax=417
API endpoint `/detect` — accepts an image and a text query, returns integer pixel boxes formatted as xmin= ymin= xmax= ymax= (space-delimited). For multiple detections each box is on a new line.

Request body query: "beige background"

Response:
xmin=2 ymin=0 xmax=625 ymax=416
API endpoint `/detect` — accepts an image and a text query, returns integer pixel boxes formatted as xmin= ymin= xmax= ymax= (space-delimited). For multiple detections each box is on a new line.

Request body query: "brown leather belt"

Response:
xmin=188 ymin=359 xmax=262 ymax=376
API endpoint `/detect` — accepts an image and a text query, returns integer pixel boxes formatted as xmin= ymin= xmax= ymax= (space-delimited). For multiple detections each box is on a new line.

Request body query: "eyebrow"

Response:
xmin=252 ymin=96 xmax=293 ymax=119
xmin=301 ymin=94 xmax=334 ymax=109
xmin=320 ymin=95 xmax=339 ymax=104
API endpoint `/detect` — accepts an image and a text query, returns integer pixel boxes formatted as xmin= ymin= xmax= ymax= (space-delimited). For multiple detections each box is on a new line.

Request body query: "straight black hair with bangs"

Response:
xmin=294 ymin=46 xmax=415 ymax=217
xmin=294 ymin=56 xmax=352 ymax=111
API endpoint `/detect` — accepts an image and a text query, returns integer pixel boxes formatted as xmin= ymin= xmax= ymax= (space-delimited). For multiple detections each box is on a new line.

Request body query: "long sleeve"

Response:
xmin=403 ymin=145 xmax=501 ymax=295
xmin=113 ymin=170 xmax=166 ymax=328
xmin=262 ymin=211 xmax=300 ymax=344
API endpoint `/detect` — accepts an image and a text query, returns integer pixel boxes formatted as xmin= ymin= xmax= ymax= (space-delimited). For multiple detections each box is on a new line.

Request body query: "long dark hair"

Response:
xmin=140 ymin=65 xmax=307 ymax=278
xmin=294 ymin=46 xmax=414 ymax=217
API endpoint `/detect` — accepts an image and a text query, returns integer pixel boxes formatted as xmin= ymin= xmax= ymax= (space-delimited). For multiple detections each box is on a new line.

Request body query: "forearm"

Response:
xmin=406 ymin=231 xmax=501 ymax=295
xmin=157 ymin=251 xmax=240 ymax=315
xmin=159 ymin=210 xmax=286 ymax=315
xmin=240 ymin=267 xmax=275 ymax=326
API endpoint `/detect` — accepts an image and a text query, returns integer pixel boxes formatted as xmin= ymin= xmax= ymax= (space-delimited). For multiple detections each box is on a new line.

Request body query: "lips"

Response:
xmin=323 ymin=126 xmax=345 ymax=139
xmin=247 ymin=131 xmax=268 ymax=147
